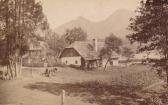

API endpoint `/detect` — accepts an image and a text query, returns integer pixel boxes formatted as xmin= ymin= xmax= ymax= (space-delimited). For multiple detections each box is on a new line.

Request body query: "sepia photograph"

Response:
xmin=0 ymin=0 xmax=168 ymax=105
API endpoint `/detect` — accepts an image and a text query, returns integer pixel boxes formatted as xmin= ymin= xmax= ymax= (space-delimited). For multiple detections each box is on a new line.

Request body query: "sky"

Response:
xmin=40 ymin=0 xmax=141 ymax=29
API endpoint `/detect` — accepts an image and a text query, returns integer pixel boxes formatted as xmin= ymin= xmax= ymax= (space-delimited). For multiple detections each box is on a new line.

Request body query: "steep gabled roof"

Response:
xmin=61 ymin=40 xmax=105 ymax=60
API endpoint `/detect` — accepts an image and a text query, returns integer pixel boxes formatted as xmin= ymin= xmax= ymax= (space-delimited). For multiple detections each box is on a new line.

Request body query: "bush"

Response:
xmin=141 ymin=94 xmax=162 ymax=105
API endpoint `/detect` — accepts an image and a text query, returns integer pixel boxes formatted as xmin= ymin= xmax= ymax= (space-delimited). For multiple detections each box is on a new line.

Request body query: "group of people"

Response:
xmin=42 ymin=60 xmax=58 ymax=77
xmin=44 ymin=67 xmax=58 ymax=77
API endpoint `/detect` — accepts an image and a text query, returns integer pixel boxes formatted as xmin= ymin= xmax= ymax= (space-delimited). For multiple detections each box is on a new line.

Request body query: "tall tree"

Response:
xmin=46 ymin=31 xmax=67 ymax=57
xmin=63 ymin=27 xmax=87 ymax=44
xmin=0 ymin=39 xmax=6 ymax=61
xmin=127 ymin=0 xmax=168 ymax=84
xmin=100 ymin=33 xmax=122 ymax=70
xmin=0 ymin=0 xmax=45 ymax=79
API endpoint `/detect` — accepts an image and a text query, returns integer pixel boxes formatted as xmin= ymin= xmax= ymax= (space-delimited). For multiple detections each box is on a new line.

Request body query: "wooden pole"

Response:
xmin=61 ymin=90 xmax=65 ymax=105
xmin=31 ymin=62 xmax=33 ymax=77
xmin=30 ymin=58 xmax=33 ymax=77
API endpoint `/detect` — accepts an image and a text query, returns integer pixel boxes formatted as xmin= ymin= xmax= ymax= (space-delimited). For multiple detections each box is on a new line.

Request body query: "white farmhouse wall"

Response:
xmin=61 ymin=56 xmax=81 ymax=66
xmin=102 ymin=59 xmax=120 ymax=67
xmin=102 ymin=59 xmax=111 ymax=67
xmin=119 ymin=62 xmax=132 ymax=67
xmin=112 ymin=60 xmax=119 ymax=66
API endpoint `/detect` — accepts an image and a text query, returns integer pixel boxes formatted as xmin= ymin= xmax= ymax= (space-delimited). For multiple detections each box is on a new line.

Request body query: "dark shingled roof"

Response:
xmin=65 ymin=39 xmax=105 ymax=61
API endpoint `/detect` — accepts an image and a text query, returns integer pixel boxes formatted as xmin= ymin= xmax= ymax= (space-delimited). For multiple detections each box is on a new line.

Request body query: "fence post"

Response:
xmin=31 ymin=62 xmax=33 ymax=77
xmin=61 ymin=89 xmax=65 ymax=105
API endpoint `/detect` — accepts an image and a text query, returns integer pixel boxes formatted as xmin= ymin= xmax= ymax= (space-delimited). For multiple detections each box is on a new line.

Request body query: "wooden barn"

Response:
xmin=59 ymin=39 xmax=105 ymax=69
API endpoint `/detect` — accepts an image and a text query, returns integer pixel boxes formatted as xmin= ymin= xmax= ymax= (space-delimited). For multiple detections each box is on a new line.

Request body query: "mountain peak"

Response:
xmin=76 ymin=16 xmax=87 ymax=21
xmin=55 ymin=9 xmax=135 ymax=40
xmin=104 ymin=8 xmax=135 ymax=22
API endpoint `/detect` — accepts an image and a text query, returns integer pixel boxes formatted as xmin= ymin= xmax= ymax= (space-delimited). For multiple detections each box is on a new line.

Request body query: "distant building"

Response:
xmin=23 ymin=39 xmax=46 ymax=64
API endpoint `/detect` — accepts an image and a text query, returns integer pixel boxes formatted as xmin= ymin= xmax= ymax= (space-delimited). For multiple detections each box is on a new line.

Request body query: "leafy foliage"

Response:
xmin=63 ymin=27 xmax=87 ymax=44
xmin=46 ymin=30 xmax=67 ymax=57
xmin=127 ymin=0 xmax=168 ymax=83
xmin=0 ymin=0 xmax=45 ymax=56
xmin=100 ymin=33 xmax=122 ymax=59
xmin=128 ymin=0 xmax=168 ymax=54
xmin=121 ymin=47 xmax=134 ymax=59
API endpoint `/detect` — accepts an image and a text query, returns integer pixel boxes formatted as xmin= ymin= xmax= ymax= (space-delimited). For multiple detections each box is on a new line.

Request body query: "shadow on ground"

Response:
xmin=24 ymin=81 xmax=143 ymax=105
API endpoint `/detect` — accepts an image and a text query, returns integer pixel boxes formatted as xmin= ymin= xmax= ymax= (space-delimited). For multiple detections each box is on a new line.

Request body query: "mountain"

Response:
xmin=54 ymin=9 xmax=136 ymax=45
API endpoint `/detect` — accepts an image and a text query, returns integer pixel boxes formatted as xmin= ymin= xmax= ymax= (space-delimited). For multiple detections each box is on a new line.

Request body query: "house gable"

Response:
xmin=60 ymin=48 xmax=81 ymax=58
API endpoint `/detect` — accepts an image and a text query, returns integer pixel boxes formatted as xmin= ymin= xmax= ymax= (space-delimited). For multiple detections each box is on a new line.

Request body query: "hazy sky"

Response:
xmin=40 ymin=0 xmax=141 ymax=29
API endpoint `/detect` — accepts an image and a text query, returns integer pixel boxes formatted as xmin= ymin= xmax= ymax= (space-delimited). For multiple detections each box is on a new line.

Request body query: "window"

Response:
xmin=75 ymin=60 xmax=78 ymax=64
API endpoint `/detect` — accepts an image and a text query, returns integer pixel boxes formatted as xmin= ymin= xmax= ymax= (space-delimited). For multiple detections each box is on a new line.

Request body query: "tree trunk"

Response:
xmin=104 ymin=58 xmax=110 ymax=71
xmin=5 ymin=56 xmax=22 ymax=79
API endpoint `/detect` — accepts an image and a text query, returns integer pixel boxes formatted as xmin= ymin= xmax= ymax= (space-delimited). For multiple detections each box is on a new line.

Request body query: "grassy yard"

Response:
xmin=0 ymin=65 xmax=163 ymax=105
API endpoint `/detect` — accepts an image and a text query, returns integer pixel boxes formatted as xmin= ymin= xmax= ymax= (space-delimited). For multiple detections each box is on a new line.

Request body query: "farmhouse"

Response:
xmin=59 ymin=39 xmax=106 ymax=69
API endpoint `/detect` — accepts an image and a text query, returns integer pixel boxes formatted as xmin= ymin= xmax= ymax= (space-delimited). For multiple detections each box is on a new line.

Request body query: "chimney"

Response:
xmin=93 ymin=39 xmax=98 ymax=52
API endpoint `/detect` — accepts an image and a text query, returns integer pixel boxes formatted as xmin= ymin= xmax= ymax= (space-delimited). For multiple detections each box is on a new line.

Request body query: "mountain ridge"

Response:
xmin=54 ymin=9 xmax=136 ymax=43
